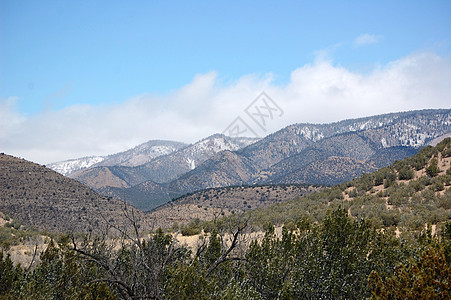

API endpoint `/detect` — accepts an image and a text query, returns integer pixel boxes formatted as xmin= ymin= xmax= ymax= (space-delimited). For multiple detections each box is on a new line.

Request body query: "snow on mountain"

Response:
xmin=99 ymin=140 xmax=187 ymax=167
xmin=50 ymin=136 xmax=258 ymax=179
xmin=49 ymin=140 xmax=187 ymax=176
xmin=178 ymin=134 xmax=259 ymax=170
xmin=290 ymin=110 xmax=451 ymax=148
xmin=48 ymin=156 xmax=105 ymax=176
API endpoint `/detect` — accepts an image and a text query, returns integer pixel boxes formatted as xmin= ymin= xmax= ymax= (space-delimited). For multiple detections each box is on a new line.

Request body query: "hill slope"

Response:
xmin=147 ymin=184 xmax=322 ymax=228
xmin=244 ymin=137 xmax=451 ymax=231
xmin=0 ymin=154 xmax=145 ymax=233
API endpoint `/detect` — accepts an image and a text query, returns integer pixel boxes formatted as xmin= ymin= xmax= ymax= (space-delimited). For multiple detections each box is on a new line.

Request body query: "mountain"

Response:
xmin=71 ymin=134 xmax=259 ymax=189
xmin=106 ymin=109 xmax=450 ymax=210
xmin=257 ymin=132 xmax=421 ymax=185
xmin=48 ymin=140 xmax=187 ymax=176
xmin=184 ymin=109 xmax=450 ymax=186
xmin=0 ymin=153 xmax=146 ymax=233
xmin=151 ymin=137 xmax=451 ymax=230
xmin=240 ymin=137 xmax=451 ymax=231
xmin=47 ymin=156 xmax=105 ymax=177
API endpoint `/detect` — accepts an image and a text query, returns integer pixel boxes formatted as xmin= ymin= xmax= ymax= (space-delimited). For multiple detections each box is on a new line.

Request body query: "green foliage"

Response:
xmin=0 ymin=209 xmax=449 ymax=299
xmin=242 ymin=208 xmax=440 ymax=299
xmin=384 ymin=169 xmax=397 ymax=188
xmin=0 ymin=252 xmax=23 ymax=297
xmin=181 ymin=219 xmax=202 ymax=236
xmin=398 ymin=165 xmax=414 ymax=180
xmin=409 ymin=145 xmax=438 ymax=171
xmin=79 ymin=282 xmax=117 ymax=300
xmin=374 ymin=171 xmax=384 ymax=186
xmin=369 ymin=247 xmax=450 ymax=299
xmin=15 ymin=240 xmax=83 ymax=299
xmin=348 ymin=188 xmax=358 ymax=198
xmin=4 ymin=220 xmax=21 ymax=230
xmin=203 ymin=230 xmax=221 ymax=266
xmin=0 ymin=136 xmax=449 ymax=299
xmin=426 ymin=158 xmax=440 ymax=177
xmin=0 ymin=225 xmax=39 ymax=251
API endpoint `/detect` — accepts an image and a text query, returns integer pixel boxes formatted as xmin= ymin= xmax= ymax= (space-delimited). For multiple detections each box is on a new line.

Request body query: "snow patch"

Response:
xmin=186 ymin=158 xmax=196 ymax=170
xmin=48 ymin=156 xmax=105 ymax=176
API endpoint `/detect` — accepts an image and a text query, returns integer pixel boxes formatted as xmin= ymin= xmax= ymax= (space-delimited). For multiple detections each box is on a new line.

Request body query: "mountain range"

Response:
xmin=48 ymin=109 xmax=450 ymax=211
xmin=150 ymin=137 xmax=451 ymax=230
xmin=1 ymin=125 xmax=450 ymax=233
xmin=48 ymin=140 xmax=187 ymax=176
xmin=70 ymin=135 xmax=258 ymax=188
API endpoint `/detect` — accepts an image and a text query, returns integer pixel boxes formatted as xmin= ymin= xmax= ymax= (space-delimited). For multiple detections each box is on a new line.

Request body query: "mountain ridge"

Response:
xmin=48 ymin=140 xmax=187 ymax=176
xmin=55 ymin=109 xmax=450 ymax=211
xmin=71 ymin=134 xmax=259 ymax=189
xmin=111 ymin=109 xmax=450 ymax=210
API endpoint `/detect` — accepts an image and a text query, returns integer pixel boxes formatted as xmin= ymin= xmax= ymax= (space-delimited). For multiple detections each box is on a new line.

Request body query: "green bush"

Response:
xmin=398 ymin=165 xmax=414 ymax=180
xmin=4 ymin=219 xmax=21 ymax=230
xmin=181 ymin=219 xmax=202 ymax=236
xmin=426 ymin=158 xmax=440 ymax=177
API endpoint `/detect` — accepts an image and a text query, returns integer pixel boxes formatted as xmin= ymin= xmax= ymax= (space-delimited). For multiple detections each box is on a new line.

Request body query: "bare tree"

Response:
xmin=70 ymin=204 xmax=184 ymax=299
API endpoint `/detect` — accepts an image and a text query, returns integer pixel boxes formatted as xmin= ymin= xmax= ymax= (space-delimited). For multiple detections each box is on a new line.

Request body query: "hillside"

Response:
xmin=106 ymin=109 xmax=450 ymax=210
xmin=0 ymin=153 xmax=146 ymax=233
xmin=147 ymin=184 xmax=322 ymax=228
xmin=236 ymin=137 xmax=451 ymax=232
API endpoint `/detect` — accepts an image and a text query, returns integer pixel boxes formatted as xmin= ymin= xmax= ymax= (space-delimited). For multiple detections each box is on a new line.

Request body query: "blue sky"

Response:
xmin=1 ymin=1 xmax=451 ymax=163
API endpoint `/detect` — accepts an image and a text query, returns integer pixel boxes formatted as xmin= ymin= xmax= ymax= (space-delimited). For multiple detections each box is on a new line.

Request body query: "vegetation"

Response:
xmin=0 ymin=209 xmax=449 ymax=299
xmin=0 ymin=226 xmax=40 ymax=251
xmin=0 ymin=139 xmax=450 ymax=298
xmin=213 ymin=138 xmax=451 ymax=233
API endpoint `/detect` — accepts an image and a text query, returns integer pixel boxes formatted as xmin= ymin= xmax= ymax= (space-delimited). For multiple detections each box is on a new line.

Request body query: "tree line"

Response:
xmin=0 ymin=208 xmax=449 ymax=299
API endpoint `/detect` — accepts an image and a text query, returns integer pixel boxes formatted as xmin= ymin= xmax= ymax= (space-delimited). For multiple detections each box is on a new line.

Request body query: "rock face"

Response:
xmin=0 ymin=153 xmax=145 ymax=233
xmin=64 ymin=109 xmax=451 ymax=211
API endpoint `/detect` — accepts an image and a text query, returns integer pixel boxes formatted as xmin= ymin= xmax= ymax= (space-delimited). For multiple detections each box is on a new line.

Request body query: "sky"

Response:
xmin=1 ymin=0 xmax=451 ymax=164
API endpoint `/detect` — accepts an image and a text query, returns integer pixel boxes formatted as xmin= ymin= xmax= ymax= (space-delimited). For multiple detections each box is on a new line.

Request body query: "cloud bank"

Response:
xmin=1 ymin=52 xmax=450 ymax=164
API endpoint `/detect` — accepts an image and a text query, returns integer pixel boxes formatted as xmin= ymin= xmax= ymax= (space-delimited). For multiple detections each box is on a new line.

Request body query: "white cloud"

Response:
xmin=354 ymin=33 xmax=382 ymax=47
xmin=1 ymin=52 xmax=450 ymax=164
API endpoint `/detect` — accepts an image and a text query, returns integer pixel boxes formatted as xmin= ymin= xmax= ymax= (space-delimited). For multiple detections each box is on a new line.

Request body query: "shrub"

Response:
xmin=398 ymin=166 xmax=414 ymax=180
xmin=181 ymin=219 xmax=202 ymax=236
xmin=426 ymin=158 xmax=440 ymax=177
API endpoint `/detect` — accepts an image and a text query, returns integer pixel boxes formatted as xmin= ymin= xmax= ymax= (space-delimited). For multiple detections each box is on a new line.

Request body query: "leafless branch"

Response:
xmin=71 ymin=236 xmax=135 ymax=299
xmin=26 ymin=242 xmax=39 ymax=273
xmin=206 ymin=219 xmax=248 ymax=275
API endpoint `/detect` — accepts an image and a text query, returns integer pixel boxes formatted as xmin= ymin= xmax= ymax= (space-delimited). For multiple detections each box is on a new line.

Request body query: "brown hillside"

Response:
xmin=148 ymin=184 xmax=321 ymax=228
xmin=0 ymin=154 xmax=146 ymax=233
xmin=71 ymin=166 xmax=132 ymax=189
